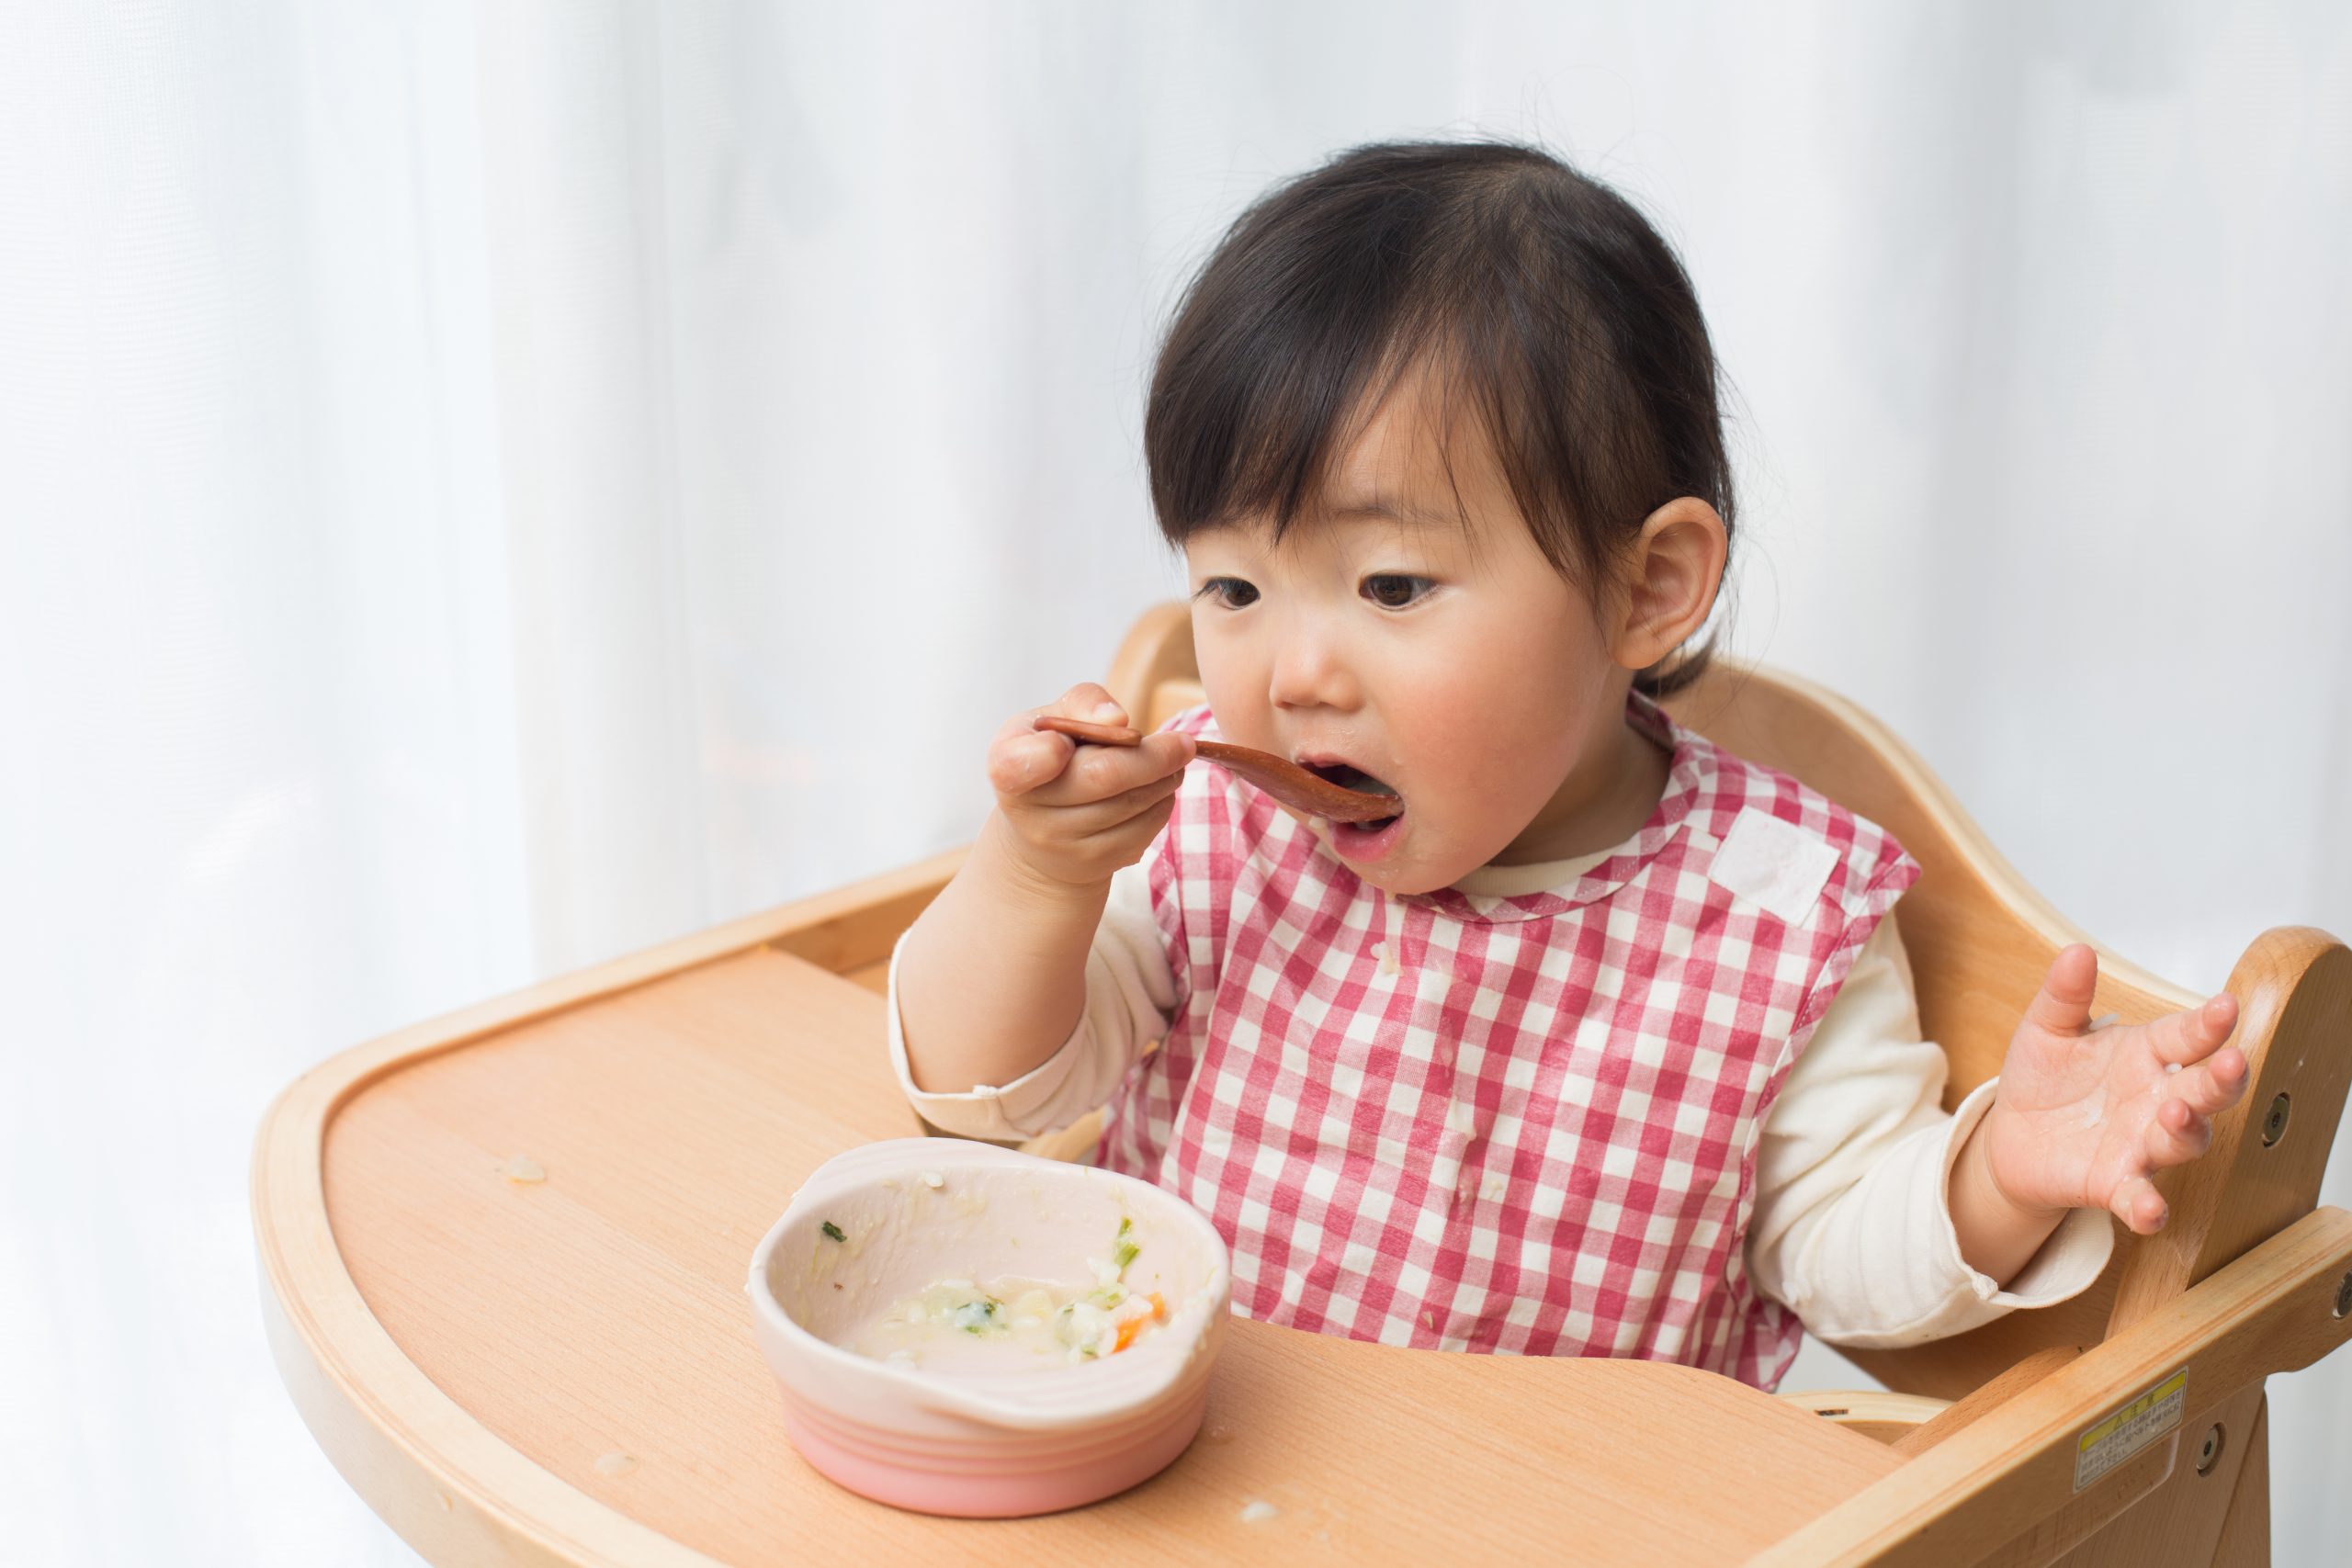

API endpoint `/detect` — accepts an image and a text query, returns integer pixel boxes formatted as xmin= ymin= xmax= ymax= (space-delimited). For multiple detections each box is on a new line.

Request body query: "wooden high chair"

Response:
xmin=978 ymin=602 xmax=2352 ymax=1562
xmin=254 ymin=601 xmax=2351 ymax=1567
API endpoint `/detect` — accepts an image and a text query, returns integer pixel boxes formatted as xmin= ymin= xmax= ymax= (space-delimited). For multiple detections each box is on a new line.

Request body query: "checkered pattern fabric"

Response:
xmin=1093 ymin=688 xmax=1920 ymax=1391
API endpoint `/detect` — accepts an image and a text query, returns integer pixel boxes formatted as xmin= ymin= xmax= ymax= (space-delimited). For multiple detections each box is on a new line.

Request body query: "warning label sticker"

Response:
xmin=2075 ymin=1368 xmax=2188 ymax=1492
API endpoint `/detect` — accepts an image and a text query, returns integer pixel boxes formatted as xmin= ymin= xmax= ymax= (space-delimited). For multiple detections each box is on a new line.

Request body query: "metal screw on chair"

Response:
xmin=2196 ymin=1424 xmax=2226 ymax=1475
xmin=2260 ymin=1093 xmax=2290 ymax=1147
xmin=2335 ymin=1270 xmax=2352 ymax=1321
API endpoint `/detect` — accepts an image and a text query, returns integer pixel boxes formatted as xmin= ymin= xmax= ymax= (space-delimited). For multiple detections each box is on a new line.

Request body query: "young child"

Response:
xmin=888 ymin=139 xmax=2250 ymax=1391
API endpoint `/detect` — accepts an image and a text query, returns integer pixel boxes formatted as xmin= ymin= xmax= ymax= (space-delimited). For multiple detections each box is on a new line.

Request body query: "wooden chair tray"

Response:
xmin=254 ymin=857 xmax=1903 ymax=1565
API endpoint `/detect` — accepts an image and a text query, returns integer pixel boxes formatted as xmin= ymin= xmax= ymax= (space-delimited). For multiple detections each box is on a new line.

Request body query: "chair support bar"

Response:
xmin=1751 ymin=1205 xmax=2352 ymax=1567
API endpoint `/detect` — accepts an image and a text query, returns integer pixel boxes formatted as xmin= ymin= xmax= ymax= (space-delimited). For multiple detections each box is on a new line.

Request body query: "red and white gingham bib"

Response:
xmin=1094 ymin=688 xmax=1920 ymax=1390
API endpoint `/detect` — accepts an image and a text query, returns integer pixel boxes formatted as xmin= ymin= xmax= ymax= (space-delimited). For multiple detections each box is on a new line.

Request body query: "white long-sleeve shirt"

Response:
xmin=890 ymin=842 xmax=2114 ymax=1350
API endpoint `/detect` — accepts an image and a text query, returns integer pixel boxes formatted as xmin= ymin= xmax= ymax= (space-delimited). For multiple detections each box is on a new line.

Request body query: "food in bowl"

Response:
xmin=746 ymin=1138 xmax=1231 ymax=1517
xmin=847 ymin=1217 xmax=1172 ymax=1371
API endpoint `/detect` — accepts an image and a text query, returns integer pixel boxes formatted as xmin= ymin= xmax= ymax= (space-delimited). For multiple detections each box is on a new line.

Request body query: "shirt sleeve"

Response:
xmin=888 ymin=858 xmax=1179 ymax=1141
xmin=1745 ymin=915 xmax=2116 ymax=1348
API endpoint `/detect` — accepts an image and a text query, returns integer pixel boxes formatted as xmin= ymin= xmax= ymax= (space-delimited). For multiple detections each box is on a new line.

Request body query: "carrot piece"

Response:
xmin=1148 ymin=1292 xmax=1167 ymax=1319
xmin=1114 ymin=1316 xmax=1143 ymax=1353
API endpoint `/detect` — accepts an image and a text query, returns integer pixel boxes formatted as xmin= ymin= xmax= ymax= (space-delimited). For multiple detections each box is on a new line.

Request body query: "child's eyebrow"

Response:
xmin=1329 ymin=497 xmax=1453 ymax=530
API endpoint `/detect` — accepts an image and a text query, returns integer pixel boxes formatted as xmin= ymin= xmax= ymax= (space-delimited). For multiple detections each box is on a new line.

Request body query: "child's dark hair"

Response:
xmin=1145 ymin=137 xmax=1735 ymax=697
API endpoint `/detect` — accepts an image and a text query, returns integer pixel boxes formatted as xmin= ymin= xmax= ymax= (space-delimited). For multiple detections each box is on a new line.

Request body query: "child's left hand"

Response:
xmin=1975 ymin=943 xmax=2250 ymax=1235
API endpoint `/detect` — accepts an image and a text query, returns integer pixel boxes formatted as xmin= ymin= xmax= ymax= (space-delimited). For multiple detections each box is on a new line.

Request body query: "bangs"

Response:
xmin=1144 ymin=138 xmax=1733 ymax=628
xmin=1143 ymin=186 xmax=1502 ymax=555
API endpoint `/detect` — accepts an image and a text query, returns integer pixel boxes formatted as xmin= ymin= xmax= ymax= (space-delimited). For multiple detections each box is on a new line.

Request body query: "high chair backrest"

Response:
xmin=1106 ymin=602 xmax=2352 ymax=1403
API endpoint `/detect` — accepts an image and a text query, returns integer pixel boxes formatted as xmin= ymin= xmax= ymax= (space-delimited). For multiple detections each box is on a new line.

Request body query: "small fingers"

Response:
xmin=1148 ymin=728 xmax=1198 ymax=779
xmin=1019 ymin=728 xmax=1193 ymax=808
xmin=990 ymin=684 xmax=1133 ymax=796
xmin=2143 ymin=1094 xmax=2212 ymax=1168
xmin=1044 ymin=770 xmax=1185 ymax=842
xmin=2021 ymin=944 xmax=2099 ymax=1037
xmin=2174 ymin=1046 xmax=2249 ymax=1118
xmin=1084 ymin=771 xmax=1186 ymax=828
xmin=1054 ymin=682 xmax=1126 ymax=726
xmin=988 ymin=728 xmax=1074 ymax=795
xmin=2148 ymin=991 xmax=2242 ymax=1067
xmin=2110 ymin=1175 xmax=2167 ymax=1235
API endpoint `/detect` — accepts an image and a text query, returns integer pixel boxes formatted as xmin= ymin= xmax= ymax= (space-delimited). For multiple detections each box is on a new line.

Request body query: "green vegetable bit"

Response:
xmin=1113 ymin=1238 xmax=1140 ymax=1270
xmin=1116 ymin=1216 xmax=1132 ymax=1238
xmin=820 ymin=1220 xmax=846 ymax=1242
xmin=951 ymin=1296 xmax=1004 ymax=1334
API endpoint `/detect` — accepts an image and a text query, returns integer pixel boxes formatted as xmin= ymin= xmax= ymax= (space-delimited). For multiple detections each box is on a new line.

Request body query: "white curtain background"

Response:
xmin=6 ymin=3 xmax=2347 ymax=1562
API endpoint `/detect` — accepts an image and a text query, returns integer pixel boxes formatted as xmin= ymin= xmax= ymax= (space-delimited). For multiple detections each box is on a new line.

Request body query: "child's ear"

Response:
xmin=1606 ymin=496 xmax=1727 ymax=671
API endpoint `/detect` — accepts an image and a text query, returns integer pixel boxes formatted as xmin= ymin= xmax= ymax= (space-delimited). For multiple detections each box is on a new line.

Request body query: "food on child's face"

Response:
xmin=1031 ymin=715 xmax=1402 ymax=824
xmin=846 ymin=1218 xmax=1170 ymax=1371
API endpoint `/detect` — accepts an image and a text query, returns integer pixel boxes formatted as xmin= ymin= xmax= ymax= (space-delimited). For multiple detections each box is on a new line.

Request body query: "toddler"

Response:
xmin=888 ymin=139 xmax=2248 ymax=1391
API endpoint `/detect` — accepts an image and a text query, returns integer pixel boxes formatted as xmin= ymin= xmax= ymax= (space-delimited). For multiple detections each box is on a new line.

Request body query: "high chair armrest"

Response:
xmin=2107 ymin=928 xmax=2352 ymax=1337
xmin=1751 ymin=1204 xmax=2352 ymax=1568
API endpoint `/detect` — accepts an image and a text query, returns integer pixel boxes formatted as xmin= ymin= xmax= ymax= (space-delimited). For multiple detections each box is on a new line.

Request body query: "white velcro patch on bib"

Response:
xmin=1708 ymin=807 xmax=1838 ymax=928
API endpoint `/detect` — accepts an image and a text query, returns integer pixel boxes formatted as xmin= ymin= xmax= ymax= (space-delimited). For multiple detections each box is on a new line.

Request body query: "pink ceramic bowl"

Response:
xmin=746 ymin=1138 xmax=1232 ymax=1517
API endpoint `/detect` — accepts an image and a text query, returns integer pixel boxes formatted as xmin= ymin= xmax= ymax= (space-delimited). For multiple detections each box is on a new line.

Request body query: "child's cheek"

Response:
xmin=1415 ymin=678 xmax=1600 ymax=831
xmin=1404 ymin=661 xmax=1527 ymax=774
xmin=1396 ymin=700 xmax=1515 ymax=829
xmin=1190 ymin=638 xmax=1264 ymax=745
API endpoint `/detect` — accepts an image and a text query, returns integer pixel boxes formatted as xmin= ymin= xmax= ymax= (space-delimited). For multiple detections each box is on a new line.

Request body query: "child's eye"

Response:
xmin=1362 ymin=573 xmax=1434 ymax=610
xmin=1193 ymin=577 xmax=1259 ymax=610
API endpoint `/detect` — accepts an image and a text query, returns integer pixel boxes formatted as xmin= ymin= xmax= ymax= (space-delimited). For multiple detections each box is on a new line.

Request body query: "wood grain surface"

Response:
xmin=309 ymin=943 xmax=1906 ymax=1564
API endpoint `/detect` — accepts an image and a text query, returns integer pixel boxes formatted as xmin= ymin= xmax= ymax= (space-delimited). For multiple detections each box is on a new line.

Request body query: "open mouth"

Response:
xmin=1297 ymin=758 xmax=1405 ymax=831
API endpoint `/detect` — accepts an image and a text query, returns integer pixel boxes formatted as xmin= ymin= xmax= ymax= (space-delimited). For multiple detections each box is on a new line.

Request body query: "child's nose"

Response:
xmin=1267 ymin=627 xmax=1361 ymax=714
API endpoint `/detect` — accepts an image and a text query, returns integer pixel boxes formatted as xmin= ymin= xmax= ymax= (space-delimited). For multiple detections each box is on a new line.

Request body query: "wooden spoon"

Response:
xmin=1033 ymin=715 xmax=1402 ymax=824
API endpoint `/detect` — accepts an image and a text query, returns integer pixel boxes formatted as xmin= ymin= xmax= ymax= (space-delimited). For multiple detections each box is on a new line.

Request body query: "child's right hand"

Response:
xmin=986 ymin=682 xmax=1196 ymax=892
